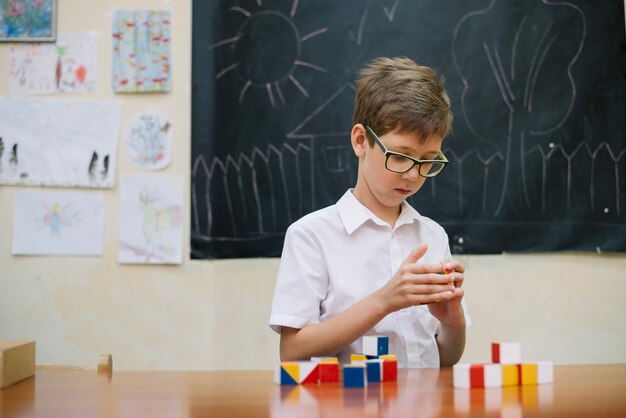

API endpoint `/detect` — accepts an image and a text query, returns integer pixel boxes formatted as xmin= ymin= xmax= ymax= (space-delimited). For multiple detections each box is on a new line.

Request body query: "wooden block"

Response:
xmin=354 ymin=359 xmax=383 ymax=383
xmin=351 ymin=353 xmax=367 ymax=362
xmin=1 ymin=340 xmax=36 ymax=389
xmin=297 ymin=361 xmax=319 ymax=384
xmin=483 ymin=364 xmax=502 ymax=388
xmin=453 ymin=364 xmax=471 ymax=388
xmin=362 ymin=336 xmax=389 ymax=357
xmin=491 ymin=341 xmax=521 ymax=364
xmin=343 ymin=364 xmax=367 ymax=388
xmin=97 ymin=353 xmax=112 ymax=373
xmin=316 ymin=358 xmax=339 ymax=383
xmin=501 ymin=364 xmax=519 ymax=387
xmin=469 ymin=364 xmax=484 ymax=387
xmin=536 ymin=361 xmax=554 ymax=384
xmin=520 ymin=363 xmax=538 ymax=385
xmin=379 ymin=354 xmax=398 ymax=381
xmin=453 ymin=363 xmax=502 ymax=388
xmin=274 ymin=362 xmax=299 ymax=385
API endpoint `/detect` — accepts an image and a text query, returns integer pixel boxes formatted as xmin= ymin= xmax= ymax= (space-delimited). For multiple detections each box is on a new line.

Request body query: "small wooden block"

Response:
xmin=501 ymin=364 xmax=519 ymax=387
xmin=316 ymin=359 xmax=339 ymax=383
xmin=297 ymin=361 xmax=319 ymax=384
xmin=379 ymin=354 xmax=398 ymax=381
xmin=1 ymin=340 xmax=36 ymax=389
xmin=491 ymin=341 xmax=521 ymax=364
xmin=353 ymin=359 xmax=383 ymax=383
xmin=536 ymin=361 xmax=554 ymax=384
xmin=520 ymin=363 xmax=538 ymax=385
xmin=274 ymin=362 xmax=299 ymax=385
xmin=362 ymin=336 xmax=389 ymax=357
xmin=97 ymin=353 xmax=113 ymax=373
xmin=351 ymin=353 xmax=368 ymax=362
xmin=343 ymin=364 xmax=367 ymax=388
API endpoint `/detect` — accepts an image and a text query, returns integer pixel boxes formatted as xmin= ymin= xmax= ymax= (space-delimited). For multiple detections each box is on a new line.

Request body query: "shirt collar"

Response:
xmin=336 ymin=189 xmax=420 ymax=235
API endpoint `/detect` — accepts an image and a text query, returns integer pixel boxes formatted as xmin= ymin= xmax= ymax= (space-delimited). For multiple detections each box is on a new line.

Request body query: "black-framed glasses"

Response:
xmin=365 ymin=126 xmax=449 ymax=177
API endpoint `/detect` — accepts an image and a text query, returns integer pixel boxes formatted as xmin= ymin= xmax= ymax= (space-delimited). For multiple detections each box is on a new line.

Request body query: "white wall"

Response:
xmin=0 ymin=0 xmax=625 ymax=370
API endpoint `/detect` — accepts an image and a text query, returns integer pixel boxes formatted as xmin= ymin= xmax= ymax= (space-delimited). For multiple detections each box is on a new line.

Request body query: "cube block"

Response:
xmin=312 ymin=357 xmax=339 ymax=383
xmin=536 ymin=361 xmax=554 ymax=384
xmin=0 ymin=340 xmax=36 ymax=389
xmin=274 ymin=362 xmax=299 ymax=385
xmin=351 ymin=354 xmax=367 ymax=362
xmin=362 ymin=336 xmax=389 ymax=357
xmin=297 ymin=361 xmax=319 ymax=384
xmin=353 ymin=359 xmax=383 ymax=383
xmin=491 ymin=342 xmax=521 ymax=364
xmin=379 ymin=354 xmax=398 ymax=381
xmin=343 ymin=364 xmax=367 ymax=388
xmin=520 ymin=363 xmax=538 ymax=386
xmin=501 ymin=364 xmax=519 ymax=387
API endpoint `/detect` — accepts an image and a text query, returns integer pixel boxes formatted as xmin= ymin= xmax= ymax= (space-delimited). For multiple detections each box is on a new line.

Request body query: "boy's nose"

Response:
xmin=402 ymin=164 xmax=421 ymax=181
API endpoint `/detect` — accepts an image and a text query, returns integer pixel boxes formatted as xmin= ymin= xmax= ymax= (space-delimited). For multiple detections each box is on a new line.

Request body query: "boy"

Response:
xmin=269 ymin=57 xmax=470 ymax=368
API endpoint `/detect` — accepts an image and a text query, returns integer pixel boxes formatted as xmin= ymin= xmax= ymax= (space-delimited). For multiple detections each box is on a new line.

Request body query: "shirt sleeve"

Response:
xmin=269 ymin=222 xmax=329 ymax=334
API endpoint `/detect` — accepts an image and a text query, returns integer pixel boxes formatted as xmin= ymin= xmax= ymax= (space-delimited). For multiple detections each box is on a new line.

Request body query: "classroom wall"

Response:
xmin=0 ymin=0 xmax=625 ymax=370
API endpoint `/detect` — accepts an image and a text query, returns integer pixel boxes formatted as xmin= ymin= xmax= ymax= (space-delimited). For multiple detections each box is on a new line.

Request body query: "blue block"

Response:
xmin=378 ymin=337 xmax=389 ymax=356
xmin=343 ymin=365 xmax=367 ymax=388
xmin=365 ymin=361 xmax=382 ymax=383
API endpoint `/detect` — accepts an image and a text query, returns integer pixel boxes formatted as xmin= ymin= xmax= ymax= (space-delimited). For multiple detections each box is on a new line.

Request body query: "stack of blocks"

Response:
xmin=453 ymin=341 xmax=554 ymax=388
xmin=274 ymin=336 xmax=397 ymax=388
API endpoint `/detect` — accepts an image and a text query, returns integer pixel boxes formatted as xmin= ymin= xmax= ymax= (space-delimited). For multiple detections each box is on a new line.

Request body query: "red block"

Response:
xmin=380 ymin=355 xmax=398 ymax=381
xmin=492 ymin=343 xmax=500 ymax=363
xmin=318 ymin=362 xmax=339 ymax=383
xmin=469 ymin=364 xmax=485 ymax=388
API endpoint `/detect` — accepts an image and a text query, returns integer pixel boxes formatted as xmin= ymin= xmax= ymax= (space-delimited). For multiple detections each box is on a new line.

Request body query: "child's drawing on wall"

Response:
xmin=10 ymin=32 xmax=97 ymax=95
xmin=118 ymin=174 xmax=183 ymax=264
xmin=125 ymin=110 xmax=172 ymax=170
xmin=112 ymin=9 xmax=171 ymax=93
xmin=12 ymin=190 xmax=104 ymax=256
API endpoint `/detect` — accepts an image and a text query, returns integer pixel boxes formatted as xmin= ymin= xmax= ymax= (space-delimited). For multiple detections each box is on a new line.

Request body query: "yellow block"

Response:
xmin=351 ymin=354 xmax=367 ymax=362
xmin=1 ymin=340 xmax=36 ymax=389
xmin=319 ymin=358 xmax=338 ymax=364
xmin=379 ymin=354 xmax=397 ymax=361
xmin=521 ymin=363 xmax=538 ymax=386
xmin=502 ymin=364 xmax=519 ymax=387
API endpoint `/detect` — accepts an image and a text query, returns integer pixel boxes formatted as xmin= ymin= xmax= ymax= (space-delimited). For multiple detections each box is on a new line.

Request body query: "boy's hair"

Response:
xmin=353 ymin=56 xmax=452 ymax=144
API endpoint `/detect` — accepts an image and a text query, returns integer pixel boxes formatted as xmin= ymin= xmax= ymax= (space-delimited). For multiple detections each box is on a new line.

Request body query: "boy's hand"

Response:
xmin=375 ymin=245 xmax=457 ymax=314
xmin=428 ymin=260 xmax=466 ymax=327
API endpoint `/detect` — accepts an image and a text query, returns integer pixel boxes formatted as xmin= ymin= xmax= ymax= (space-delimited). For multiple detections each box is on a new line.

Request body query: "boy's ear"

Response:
xmin=351 ymin=124 xmax=368 ymax=157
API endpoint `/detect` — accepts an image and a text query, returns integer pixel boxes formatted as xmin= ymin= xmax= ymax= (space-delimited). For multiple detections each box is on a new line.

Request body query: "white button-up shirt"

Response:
xmin=269 ymin=189 xmax=470 ymax=368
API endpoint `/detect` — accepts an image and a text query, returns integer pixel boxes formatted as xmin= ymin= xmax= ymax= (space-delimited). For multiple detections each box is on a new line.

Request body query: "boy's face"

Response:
xmin=352 ymin=124 xmax=443 ymax=211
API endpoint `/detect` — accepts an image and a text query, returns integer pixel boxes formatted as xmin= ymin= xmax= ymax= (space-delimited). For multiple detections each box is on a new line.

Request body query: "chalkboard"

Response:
xmin=191 ymin=0 xmax=626 ymax=259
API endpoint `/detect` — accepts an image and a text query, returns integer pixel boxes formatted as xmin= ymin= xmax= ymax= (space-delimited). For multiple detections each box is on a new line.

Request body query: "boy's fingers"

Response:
xmin=402 ymin=245 xmax=428 ymax=266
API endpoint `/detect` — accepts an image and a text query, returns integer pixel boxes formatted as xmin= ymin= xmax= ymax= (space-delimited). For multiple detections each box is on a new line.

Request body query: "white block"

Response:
xmin=493 ymin=342 xmax=522 ymax=364
xmin=484 ymin=363 xmax=503 ymax=388
xmin=536 ymin=361 xmax=554 ymax=384
xmin=453 ymin=364 xmax=470 ymax=388
xmin=362 ymin=335 xmax=388 ymax=357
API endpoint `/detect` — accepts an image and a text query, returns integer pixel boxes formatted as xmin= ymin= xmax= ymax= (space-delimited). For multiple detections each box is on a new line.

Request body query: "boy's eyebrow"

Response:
xmin=387 ymin=145 xmax=440 ymax=158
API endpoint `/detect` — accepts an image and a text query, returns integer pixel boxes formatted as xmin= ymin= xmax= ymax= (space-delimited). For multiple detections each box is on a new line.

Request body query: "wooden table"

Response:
xmin=1 ymin=365 xmax=624 ymax=417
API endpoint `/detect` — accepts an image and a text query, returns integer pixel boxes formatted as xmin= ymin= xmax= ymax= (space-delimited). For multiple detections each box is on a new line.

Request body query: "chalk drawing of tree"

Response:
xmin=452 ymin=0 xmax=585 ymax=218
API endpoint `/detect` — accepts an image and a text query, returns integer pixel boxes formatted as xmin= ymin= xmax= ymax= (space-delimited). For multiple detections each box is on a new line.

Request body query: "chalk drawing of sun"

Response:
xmin=211 ymin=0 xmax=329 ymax=107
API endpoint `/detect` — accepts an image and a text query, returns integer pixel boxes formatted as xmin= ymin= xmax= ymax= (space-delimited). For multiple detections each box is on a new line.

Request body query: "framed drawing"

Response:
xmin=0 ymin=0 xmax=57 ymax=42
